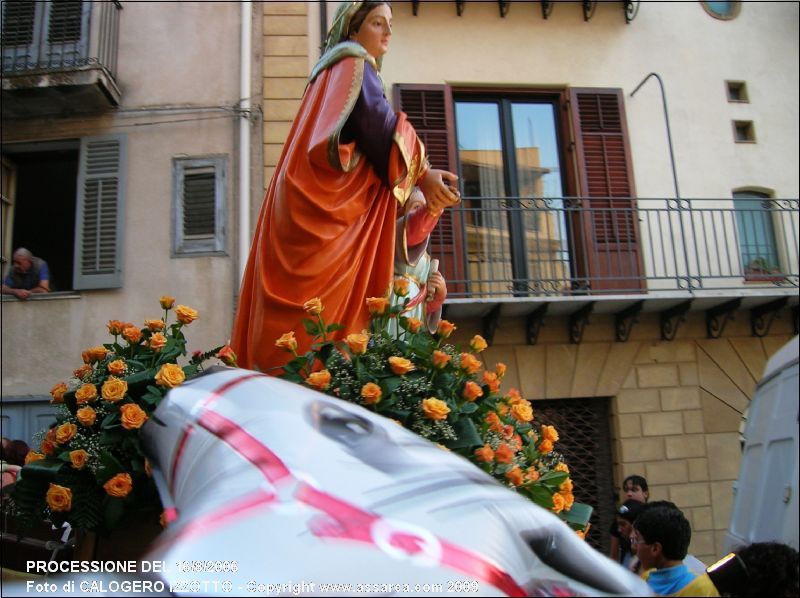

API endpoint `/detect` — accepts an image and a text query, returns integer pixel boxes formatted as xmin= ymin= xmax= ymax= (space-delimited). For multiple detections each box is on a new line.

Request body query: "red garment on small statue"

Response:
xmin=231 ymin=56 xmax=426 ymax=373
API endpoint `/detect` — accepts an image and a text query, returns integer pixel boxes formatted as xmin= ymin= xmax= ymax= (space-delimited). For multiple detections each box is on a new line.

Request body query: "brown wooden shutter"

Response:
xmin=393 ymin=84 xmax=465 ymax=294
xmin=569 ymin=88 xmax=643 ymax=292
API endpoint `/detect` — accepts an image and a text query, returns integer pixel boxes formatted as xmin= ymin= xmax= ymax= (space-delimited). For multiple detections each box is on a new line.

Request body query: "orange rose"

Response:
xmin=563 ymin=492 xmax=575 ymax=511
xmin=345 ymin=333 xmax=369 ymax=355
xmin=155 ymin=363 xmax=186 ymax=388
xmin=103 ymin=473 xmax=133 ymax=498
xmin=69 ymin=450 xmax=89 ymax=470
xmin=459 ymin=353 xmax=482 ymax=375
xmin=82 ymin=346 xmax=108 ymax=363
xmin=496 ymin=362 xmax=507 ymax=378
xmin=505 ymin=466 xmax=524 ymax=487
xmin=307 ymin=370 xmax=332 ymax=391
xmin=485 ymin=412 xmax=503 ymax=433
xmin=505 ymin=388 xmax=522 ymax=404
xmin=122 ymin=326 xmax=142 ymax=344
xmin=175 ymin=305 xmax=199 ymax=325
xmin=366 ymin=296 xmax=389 ymax=315
xmin=432 ymin=350 xmax=452 ymax=369
xmin=55 ymin=423 xmax=77 ymax=445
xmin=360 ymin=382 xmax=382 ymax=405
xmin=388 ymin=356 xmax=415 ymax=375
xmin=46 ymin=483 xmax=72 ymax=512
xmin=101 ymin=377 xmax=128 ymax=402
xmin=575 ymin=528 xmax=588 ymax=541
xmin=76 ymin=406 xmax=97 ymax=427
xmin=404 ymin=317 xmax=423 ymax=334
xmin=525 ymin=467 xmax=540 ymax=483
xmin=144 ymin=318 xmax=165 ymax=331
xmin=107 ymin=359 xmax=126 ymax=376
xmin=73 ymin=364 xmax=93 ymax=380
xmin=148 ymin=332 xmax=167 ymax=351
xmin=474 ymin=445 xmax=494 ymax=463
xmin=482 ymin=371 xmax=501 ymax=393
xmin=159 ymin=295 xmax=175 ymax=310
xmin=436 ymin=320 xmax=456 ymax=338
xmin=539 ymin=439 xmax=554 ymax=454
xmin=393 ymin=277 xmax=409 ymax=297
xmin=275 ymin=331 xmax=298 ymax=352
xmin=303 ymin=298 xmax=323 ymax=315
xmin=41 ymin=439 xmax=56 ymax=455
xmin=107 ymin=319 xmax=126 ymax=335
xmin=555 ymin=462 xmax=570 ymax=474
xmin=120 ymin=404 xmax=148 ymax=430
xmin=509 ymin=433 xmax=523 ymax=452
xmin=541 ymin=424 xmax=559 ymax=443
xmin=498 ymin=403 xmax=509 ymax=416
xmin=560 ymin=479 xmax=574 ymax=494
xmin=24 ymin=451 xmax=45 ymax=464
xmin=421 ymin=398 xmax=450 ymax=421
xmin=494 ymin=443 xmax=514 ymax=464
xmin=216 ymin=345 xmax=237 ymax=366
xmin=510 ymin=401 xmax=534 ymax=423
xmin=551 ymin=492 xmax=566 ymax=514
xmin=50 ymin=382 xmax=68 ymax=403
xmin=462 ymin=381 xmax=483 ymax=402
xmin=469 ymin=335 xmax=488 ymax=353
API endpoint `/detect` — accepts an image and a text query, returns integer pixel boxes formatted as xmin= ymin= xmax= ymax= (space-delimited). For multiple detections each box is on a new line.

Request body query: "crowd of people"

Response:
xmin=609 ymin=474 xmax=799 ymax=596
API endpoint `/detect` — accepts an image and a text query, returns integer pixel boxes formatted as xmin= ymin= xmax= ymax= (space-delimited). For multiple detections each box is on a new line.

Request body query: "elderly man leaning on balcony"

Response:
xmin=1 ymin=247 xmax=51 ymax=300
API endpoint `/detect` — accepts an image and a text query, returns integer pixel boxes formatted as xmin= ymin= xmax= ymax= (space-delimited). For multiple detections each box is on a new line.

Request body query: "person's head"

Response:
xmin=616 ymin=499 xmax=646 ymax=544
xmin=348 ymin=1 xmax=392 ymax=59
xmin=708 ymin=542 xmax=800 ymax=597
xmin=631 ymin=504 xmax=691 ymax=570
xmin=12 ymin=248 xmax=33 ymax=274
xmin=622 ymin=474 xmax=649 ymax=503
xmin=0 ymin=439 xmax=30 ymax=466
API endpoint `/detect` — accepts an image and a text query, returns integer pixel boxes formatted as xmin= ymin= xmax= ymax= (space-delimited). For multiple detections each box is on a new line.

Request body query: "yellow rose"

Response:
xmin=510 ymin=401 xmax=534 ymax=423
xmin=563 ymin=491 xmax=575 ymax=511
xmin=107 ymin=359 xmax=126 ymax=376
xmin=496 ymin=362 xmax=507 ymax=378
xmin=303 ymin=298 xmax=324 ymax=315
xmin=122 ymin=326 xmax=142 ymax=344
xmin=75 ymin=383 xmax=98 ymax=404
xmin=159 ymin=295 xmax=175 ymax=310
xmin=149 ymin=332 xmax=168 ymax=351
xmin=459 ymin=353 xmax=482 ymax=375
xmin=393 ymin=277 xmax=409 ymax=297
xmin=366 ymin=296 xmax=389 ymax=315
xmin=551 ymin=492 xmax=566 ymax=514
xmin=462 ymin=381 xmax=483 ymax=402
xmin=103 ymin=473 xmax=133 ymax=498
xmin=120 ymin=404 xmax=148 ymax=430
xmin=73 ymin=364 xmax=93 ymax=379
xmin=144 ymin=318 xmax=165 ymax=331
xmin=55 ymin=423 xmax=77 ymax=445
xmin=432 ymin=350 xmax=452 ymax=369
xmin=345 ymin=333 xmax=369 ymax=355
xmin=560 ymin=479 xmax=574 ymax=495
xmin=155 ymin=363 xmax=186 ymax=388
xmin=69 ymin=450 xmax=89 ymax=470
xmin=25 ymin=451 xmax=45 ymax=464
xmin=101 ymin=377 xmax=128 ymax=402
xmin=470 ymin=335 xmax=488 ymax=353
xmin=541 ymin=424 xmax=560 ymax=443
xmin=76 ymin=406 xmax=97 ymax=427
xmin=421 ymin=398 xmax=450 ymax=421
xmin=555 ymin=462 xmax=570 ymax=474
xmin=46 ymin=483 xmax=72 ymax=512
xmin=175 ymin=304 xmax=198 ymax=324
xmin=388 ymin=356 xmax=415 ymax=375
xmin=404 ymin=317 xmax=423 ymax=334
xmin=307 ymin=370 xmax=332 ymax=391
xmin=436 ymin=320 xmax=456 ymax=338
xmin=50 ymin=382 xmax=68 ymax=403
xmin=275 ymin=331 xmax=298 ymax=352
xmin=360 ymin=382 xmax=382 ymax=405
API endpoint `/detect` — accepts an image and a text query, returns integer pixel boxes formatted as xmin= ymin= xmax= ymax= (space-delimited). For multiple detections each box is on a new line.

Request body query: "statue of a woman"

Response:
xmin=231 ymin=1 xmax=459 ymax=372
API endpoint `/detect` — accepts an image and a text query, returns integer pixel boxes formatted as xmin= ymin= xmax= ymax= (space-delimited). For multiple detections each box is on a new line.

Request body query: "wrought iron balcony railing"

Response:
xmin=429 ymin=197 xmax=799 ymax=298
xmin=1 ymin=0 xmax=121 ymax=78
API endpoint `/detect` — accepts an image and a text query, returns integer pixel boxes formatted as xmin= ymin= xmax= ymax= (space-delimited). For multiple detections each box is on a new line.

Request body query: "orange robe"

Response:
xmin=231 ymin=56 xmax=426 ymax=373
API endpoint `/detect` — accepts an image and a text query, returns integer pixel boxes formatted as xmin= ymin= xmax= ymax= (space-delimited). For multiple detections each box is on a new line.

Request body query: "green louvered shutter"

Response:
xmin=73 ymin=134 xmax=126 ymax=289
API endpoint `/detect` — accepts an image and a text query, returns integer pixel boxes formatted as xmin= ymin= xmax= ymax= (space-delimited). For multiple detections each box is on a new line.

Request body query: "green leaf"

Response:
xmin=18 ymin=459 xmax=66 ymax=482
xmin=445 ymin=418 xmax=482 ymax=449
xmin=98 ymin=452 xmax=125 ymax=480
xmin=326 ymin=323 xmax=344 ymax=333
xmin=103 ymin=496 xmax=126 ymax=530
xmin=559 ymin=502 xmax=593 ymax=527
xmin=526 ymin=485 xmax=555 ymax=509
xmin=302 ymin=318 xmax=320 ymax=337
xmin=460 ymin=402 xmax=478 ymax=415
xmin=381 ymin=376 xmax=403 ymax=396
xmin=539 ymin=471 xmax=569 ymax=486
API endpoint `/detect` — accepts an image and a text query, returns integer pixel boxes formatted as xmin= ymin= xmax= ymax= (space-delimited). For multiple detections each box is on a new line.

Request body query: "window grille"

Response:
xmin=172 ymin=157 xmax=227 ymax=256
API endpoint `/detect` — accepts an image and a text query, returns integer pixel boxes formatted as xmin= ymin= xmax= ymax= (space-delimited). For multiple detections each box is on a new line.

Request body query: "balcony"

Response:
xmin=1 ymin=0 xmax=122 ymax=118
xmin=432 ymin=197 xmax=799 ymax=340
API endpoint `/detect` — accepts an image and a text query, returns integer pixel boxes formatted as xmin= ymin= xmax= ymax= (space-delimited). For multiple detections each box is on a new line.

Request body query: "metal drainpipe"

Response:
xmin=238 ymin=0 xmax=252 ymax=284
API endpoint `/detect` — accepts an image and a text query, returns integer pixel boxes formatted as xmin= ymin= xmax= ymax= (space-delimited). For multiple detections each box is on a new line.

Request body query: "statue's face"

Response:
xmin=350 ymin=4 xmax=393 ymax=59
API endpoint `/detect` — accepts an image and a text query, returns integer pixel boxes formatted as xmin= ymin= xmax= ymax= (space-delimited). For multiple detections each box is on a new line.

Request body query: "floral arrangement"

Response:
xmin=277 ymin=292 xmax=590 ymax=531
xmin=11 ymin=297 xmax=237 ymax=535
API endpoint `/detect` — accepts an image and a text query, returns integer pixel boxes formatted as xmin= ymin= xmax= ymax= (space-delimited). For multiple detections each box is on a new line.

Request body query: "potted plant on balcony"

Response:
xmin=745 ymin=256 xmax=783 ymax=282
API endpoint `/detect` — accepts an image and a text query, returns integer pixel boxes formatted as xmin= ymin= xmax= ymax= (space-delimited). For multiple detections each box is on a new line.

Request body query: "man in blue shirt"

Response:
xmin=1 ymin=247 xmax=50 ymax=300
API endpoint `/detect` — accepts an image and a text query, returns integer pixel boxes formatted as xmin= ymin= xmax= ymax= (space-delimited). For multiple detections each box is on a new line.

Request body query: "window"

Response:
xmin=726 ymin=81 xmax=748 ymax=103
xmin=1 ymin=135 xmax=126 ymax=291
xmin=733 ymin=120 xmax=756 ymax=143
xmin=734 ymin=191 xmax=780 ymax=279
xmin=172 ymin=157 xmax=228 ymax=256
xmin=701 ymin=1 xmax=741 ymax=20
